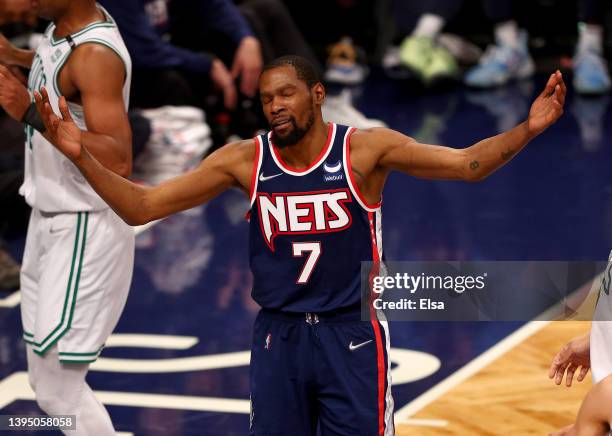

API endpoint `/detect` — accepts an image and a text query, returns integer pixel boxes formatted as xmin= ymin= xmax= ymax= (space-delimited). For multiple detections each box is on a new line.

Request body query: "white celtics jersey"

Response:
xmin=19 ymin=5 xmax=131 ymax=212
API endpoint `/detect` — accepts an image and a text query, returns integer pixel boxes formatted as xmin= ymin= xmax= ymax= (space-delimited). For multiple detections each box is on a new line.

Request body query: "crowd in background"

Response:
xmin=1 ymin=0 xmax=611 ymax=290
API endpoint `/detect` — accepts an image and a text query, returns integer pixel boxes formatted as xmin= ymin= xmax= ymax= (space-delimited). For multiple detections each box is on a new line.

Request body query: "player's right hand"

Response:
xmin=34 ymin=87 xmax=83 ymax=162
xmin=549 ymin=332 xmax=590 ymax=387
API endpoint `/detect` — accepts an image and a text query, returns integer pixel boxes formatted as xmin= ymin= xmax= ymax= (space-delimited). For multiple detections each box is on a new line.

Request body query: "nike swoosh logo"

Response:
xmin=259 ymin=172 xmax=282 ymax=182
xmin=349 ymin=339 xmax=373 ymax=351
xmin=323 ymin=161 xmax=342 ymax=173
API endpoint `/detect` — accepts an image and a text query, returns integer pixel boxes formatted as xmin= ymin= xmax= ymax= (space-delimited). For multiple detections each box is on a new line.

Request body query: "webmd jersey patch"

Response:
xmin=323 ymin=160 xmax=344 ymax=182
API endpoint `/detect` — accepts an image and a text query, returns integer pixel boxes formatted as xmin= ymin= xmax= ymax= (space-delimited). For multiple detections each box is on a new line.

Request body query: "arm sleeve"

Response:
xmin=101 ymin=0 xmax=213 ymax=74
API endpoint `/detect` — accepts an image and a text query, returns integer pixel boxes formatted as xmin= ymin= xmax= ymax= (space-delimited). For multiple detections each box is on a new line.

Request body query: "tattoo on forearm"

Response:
xmin=469 ymin=160 xmax=479 ymax=170
xmin=351 ymin=166 xmax=365 ymax=181
xmin=501 ymin=149 xmax=515 ymax=161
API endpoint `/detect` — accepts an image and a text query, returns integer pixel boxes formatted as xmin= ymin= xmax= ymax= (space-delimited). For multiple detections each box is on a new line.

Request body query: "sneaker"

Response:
xmin=322 ymin=89 xmax=387 ymax=129
xmin=464 ymin=30 xmax=534 ymax=88
xmin=399 ymin=35 xmax=459 ymax=84
xmin=422 ymin=44 xmax=459 ymax=83
xmin=399 ymin=35 xmax=435 ymax=79
xmin=573 ymin=50 xmax=611 ymax=95
xmin=324 ymin=37 xmax=368 ymax=85
xmin=0 ymin=249 xmax=20 ymax=291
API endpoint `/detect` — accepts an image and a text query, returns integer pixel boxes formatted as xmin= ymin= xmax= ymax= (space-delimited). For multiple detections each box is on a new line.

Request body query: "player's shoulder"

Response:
xmin=68 ymin=41 xmax=124 ymax=75
xmin=211 ymin=138 xmax=258 ymax=165
xmin=349 ymin=127 xmax=414 ymax=150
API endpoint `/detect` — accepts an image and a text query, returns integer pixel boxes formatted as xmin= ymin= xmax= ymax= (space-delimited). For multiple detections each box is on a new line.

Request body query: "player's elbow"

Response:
xmin=123 ymin=213 xmax=147 ymax=227
xmin=464 ymin=171 xmax=487 ymax=183
xmin=113 ymin=160 xmax=132 ymax=178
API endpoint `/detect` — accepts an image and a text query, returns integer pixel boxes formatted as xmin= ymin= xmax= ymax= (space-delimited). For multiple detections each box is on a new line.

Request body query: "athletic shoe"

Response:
xmin=399 ymin=35 xmax=434 ymax=79
xmin=322 ymin=89 xmax=387 ymax=129
xmin=464 ymin=30 xmax=534 ymax=88
xmin=324 ymin=37 xmax=368 ymax=85
xmin=399 ymin=35 xmax=458 ymax=84
xmin=422 ymin=44 xmax=459 ymax=83
xmin=573 ymin=50 xmax=611 ymax=95
xmin=0 ymin=249 xmax=20 ymax=291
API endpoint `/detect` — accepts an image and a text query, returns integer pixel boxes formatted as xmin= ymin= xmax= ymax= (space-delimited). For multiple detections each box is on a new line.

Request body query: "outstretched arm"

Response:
xmin=34 ymin=90 xmax=253 ymax=225
xmin=374 ymin=71 xmax=566 ymax=181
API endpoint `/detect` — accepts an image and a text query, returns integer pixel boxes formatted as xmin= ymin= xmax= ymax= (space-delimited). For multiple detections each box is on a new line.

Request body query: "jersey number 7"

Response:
xmin=292 ymin=242 xmax=322 ymax=285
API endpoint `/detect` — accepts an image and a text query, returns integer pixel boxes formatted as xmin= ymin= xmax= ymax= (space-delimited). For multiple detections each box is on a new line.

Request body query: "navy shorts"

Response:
xmin=249 ymin=306 xmax=394 ymax=435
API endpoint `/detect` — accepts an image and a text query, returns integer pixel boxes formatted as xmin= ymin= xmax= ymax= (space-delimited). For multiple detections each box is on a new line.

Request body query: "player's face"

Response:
xmin=32 ymin=0 xmax=70 ymax=20
xmin=259 ymin=66 xmax=323 ymax=148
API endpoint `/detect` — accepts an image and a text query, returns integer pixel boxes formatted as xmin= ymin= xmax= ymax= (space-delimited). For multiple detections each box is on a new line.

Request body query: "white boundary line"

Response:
xmin=0 ymin=219 xmax=164 ymax=309
xmin=0 ymin=290 xmax=21 ymax=308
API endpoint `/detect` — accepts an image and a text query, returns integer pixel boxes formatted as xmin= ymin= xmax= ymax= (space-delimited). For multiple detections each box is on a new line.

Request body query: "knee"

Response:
xmin=35 ymin=388 xmax=58 ymax=416
xmin=34 ymin=379 xmax=75 ymax=416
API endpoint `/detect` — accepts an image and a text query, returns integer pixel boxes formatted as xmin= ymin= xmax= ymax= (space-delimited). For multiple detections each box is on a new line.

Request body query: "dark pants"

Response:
xmin=249 ymin=307 xmax=393 ymax=435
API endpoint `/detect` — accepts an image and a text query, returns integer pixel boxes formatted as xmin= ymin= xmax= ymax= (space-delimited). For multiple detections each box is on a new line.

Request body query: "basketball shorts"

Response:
xmin=249 ymin=306 xmax=394 ymax=435
xmin=20 ymin=208 xmax=135 ymax=363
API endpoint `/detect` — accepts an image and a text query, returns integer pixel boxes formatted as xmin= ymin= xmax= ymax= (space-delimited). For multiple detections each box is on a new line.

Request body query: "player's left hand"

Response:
xmin=231 ymin=36 xmax=263 ymax=98
xmin=0 ymin=63 xmax=31 ymax=121
xmin=549 ymin=332 xmax=590 ymax=387
xmin=527 ymin=70 xmax=566 ymax=137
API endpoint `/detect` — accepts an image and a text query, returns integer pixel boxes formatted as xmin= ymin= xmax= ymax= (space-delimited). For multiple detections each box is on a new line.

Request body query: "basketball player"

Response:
xmin=35 ymin=55 xmax=565 ymax=435
xmin=0 ymin=1 xmax=133 ymax=434
xmin=549 ymin=253 xmax=612 ymax=436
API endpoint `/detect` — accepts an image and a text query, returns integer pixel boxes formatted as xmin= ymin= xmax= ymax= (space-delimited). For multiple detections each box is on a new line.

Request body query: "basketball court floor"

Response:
xmin=1 ymin=72 xmax=611 ymax=435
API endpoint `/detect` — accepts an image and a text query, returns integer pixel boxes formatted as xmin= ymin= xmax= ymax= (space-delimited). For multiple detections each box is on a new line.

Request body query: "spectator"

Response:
xmin=236 ymin=0 xmax=386 ymax=128
xmin=98 ymin=0 xmax=263 ymax=112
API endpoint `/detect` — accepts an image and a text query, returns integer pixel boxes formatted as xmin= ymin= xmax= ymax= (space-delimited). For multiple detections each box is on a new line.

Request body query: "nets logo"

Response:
xmin=323 ymin=160 xmax=343 ymax=182
xmin=256 ymin=189 xmax=353 ymax=251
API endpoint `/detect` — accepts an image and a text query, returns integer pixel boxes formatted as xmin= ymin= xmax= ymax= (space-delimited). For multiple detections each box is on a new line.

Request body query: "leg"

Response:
xmin=316 ymin=318 xmax=393 ymax=435
xmin=249 ymin=312 xmax=316 ymax=435
xmin=27 ymin=345 xmax=114 ymax=436
xmin=238 ymin=0 xmax=321 ymax=72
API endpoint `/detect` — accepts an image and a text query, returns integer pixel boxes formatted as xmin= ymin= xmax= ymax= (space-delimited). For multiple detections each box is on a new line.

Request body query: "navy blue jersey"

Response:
xmin=248 ymin=123 xmax=383 ymax=312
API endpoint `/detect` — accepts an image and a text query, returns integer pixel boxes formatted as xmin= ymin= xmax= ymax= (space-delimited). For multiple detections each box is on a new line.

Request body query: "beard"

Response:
xmin=271 ymin=111 xmax=315 ymax=149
